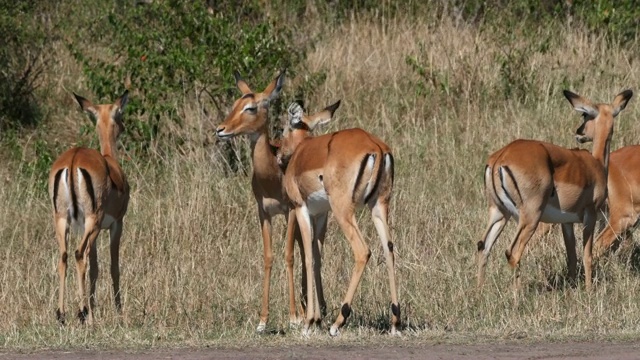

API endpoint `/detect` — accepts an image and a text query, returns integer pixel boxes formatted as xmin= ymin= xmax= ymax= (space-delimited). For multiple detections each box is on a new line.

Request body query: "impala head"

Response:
xmin=564 ymin=89 xmax=633 ymax=144
xmin=216 ymin=70 xmax=285 ymax=140
xmin=73 ymin=90 xmax=129 ymax=140
xmin=276 ymin=100 xmax=341 ymax=169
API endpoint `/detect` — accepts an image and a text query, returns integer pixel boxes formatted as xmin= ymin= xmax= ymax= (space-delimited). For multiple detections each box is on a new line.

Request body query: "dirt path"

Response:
xmin=3 ymin=341 xmax=640 ymax=360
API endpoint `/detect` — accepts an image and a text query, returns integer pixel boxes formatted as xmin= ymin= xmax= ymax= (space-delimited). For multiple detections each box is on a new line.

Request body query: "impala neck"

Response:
xmin=592 ymin=127 xmax=612 ymax=177
xmin=249 ymin=107 xmax=274 ymax=169
xmin=98 ymin=126 xmax=119 ymax=161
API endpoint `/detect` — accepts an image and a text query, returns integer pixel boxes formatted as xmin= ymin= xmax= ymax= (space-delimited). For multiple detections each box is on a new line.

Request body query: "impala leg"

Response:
xmin=55 ymin=216 xmax=69 ymax=324
xmin=257 ymin=210 xmax=273 ymax=333
xmin=329 ymin=209 xmax=370 ymax=337
xmin=312 ymin=213 xmax=328 ymax=324
xmin=75 ymin=219 xmax=100 ymax=325
xmin=295 ymin=206 xmax=316 ymax=336
xmin=560 ymin=223 xmax=577 ymax=285
xmin=371 ymin=201 xmax=400 ymax=335
xmin=285 ymin=210 xmax=302 ymax=327
xmin=477 ymin=206 xmax=509 ymax=288
xmin=110 ymin=220 xmax=123 ymax=313
xmin=88 ymin=239 xmax=99 ymax=316
xmin=505 ymin=213 xmax=540 ymax=290
xmin=594 ymin=213 xmax=635 ymax=258
xmin=583 ymin=209 xmax=596 ymax=291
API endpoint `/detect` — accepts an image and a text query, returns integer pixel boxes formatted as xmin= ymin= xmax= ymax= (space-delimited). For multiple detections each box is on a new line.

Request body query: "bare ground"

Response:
xmin=3 ymin=341 xmax=640 ymax=360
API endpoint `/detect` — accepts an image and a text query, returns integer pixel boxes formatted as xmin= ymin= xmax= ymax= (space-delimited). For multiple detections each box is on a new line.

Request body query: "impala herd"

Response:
xmin=48 ymin=69 xmax=635 ymax=336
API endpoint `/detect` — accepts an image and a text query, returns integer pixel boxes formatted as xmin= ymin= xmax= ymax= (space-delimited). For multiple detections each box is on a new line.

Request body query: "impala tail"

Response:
xmin=354 ymin=149 xmax=394 ymax=207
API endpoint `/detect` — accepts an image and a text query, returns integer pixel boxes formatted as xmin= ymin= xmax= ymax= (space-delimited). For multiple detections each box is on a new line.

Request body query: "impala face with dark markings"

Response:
xmin=279 ymin=102 xmax=399 ymax=337
xmin=477 ymin=89 xmax=632 ymax=291
xmin=49 ymin=90 xmax=130 ymax=324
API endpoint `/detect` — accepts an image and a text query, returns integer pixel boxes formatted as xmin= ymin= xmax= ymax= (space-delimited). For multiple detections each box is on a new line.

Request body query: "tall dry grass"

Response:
xmin=3 ymin=12 xmax=640 ymax=349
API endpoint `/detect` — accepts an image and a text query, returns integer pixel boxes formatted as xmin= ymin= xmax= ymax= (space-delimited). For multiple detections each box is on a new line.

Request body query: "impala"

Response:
xmin=278 ymin=102 xmax=400 ymax=336
xmin=591 ymin=146 xmax=640 ymax=256
xmin=49 ymin=90 xmax=130 ymax=324
xmin=477 ymin=89 xmax=633 ymax=290
xmin=215 ymin=71 xmax=326 ymax=332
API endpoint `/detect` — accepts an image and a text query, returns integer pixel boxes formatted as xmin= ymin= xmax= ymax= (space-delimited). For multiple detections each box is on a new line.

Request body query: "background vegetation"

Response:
xmin=2 ymin=0 xmax=640 ymax=350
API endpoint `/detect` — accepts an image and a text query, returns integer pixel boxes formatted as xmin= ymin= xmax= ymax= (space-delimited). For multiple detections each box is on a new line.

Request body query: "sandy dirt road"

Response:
xmin=2 ymin=341 xmax=640 ymax=360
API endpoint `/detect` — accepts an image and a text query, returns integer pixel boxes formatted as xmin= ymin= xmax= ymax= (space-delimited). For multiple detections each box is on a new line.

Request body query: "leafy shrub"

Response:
xmin=0 ymin=0 xmax=48 ymax=131
xmin=68 ymin=0 xmax=306 ymax=158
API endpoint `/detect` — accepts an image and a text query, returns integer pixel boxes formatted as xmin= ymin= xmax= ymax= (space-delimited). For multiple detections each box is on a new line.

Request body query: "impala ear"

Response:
xmin=73 ymin=92 xmax=98 ymax=123
xmin=563 ymin=90 xmax=598 ymax=118
xmin=287 ymin=101 xmax=305 ymax=128
xmin=612 ymin=89 xmax=633 ymax=117
xmin=234 ymin=70 xmax=252 ymax=95
xmin=115 ymin=89 xmax=129 ymax=113
xmin=307 ymin=100 xmax=341 ymax=130
xmin=265 ymin=69 xmax=286 ymax=102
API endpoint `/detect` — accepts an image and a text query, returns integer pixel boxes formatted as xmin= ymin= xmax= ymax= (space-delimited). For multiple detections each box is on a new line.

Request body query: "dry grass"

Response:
xmin=3 ymin=11 xmax=640 ymax=350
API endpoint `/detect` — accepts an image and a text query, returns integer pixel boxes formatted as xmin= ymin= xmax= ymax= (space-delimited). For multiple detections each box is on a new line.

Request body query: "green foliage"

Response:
xmin=0 ymin=1 xmax=48 ymax=130
xmin=68 ymin=0 xmax=305 ymax=158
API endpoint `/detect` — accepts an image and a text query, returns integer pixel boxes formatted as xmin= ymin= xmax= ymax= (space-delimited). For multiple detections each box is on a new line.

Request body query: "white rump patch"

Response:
xmin=497 ymin=167 xmax=518 ymax=218
xmin=362 ymin=154 xmax=377 ymax=201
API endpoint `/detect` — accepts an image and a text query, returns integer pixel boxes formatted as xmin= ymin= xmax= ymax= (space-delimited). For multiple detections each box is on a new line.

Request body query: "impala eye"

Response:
xmin=243 ymin=105 xmax=258 ymax=114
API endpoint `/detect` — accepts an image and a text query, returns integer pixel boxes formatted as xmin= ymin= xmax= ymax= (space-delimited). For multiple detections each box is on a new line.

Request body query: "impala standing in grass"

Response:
xmin=49 ymin=90 xmax=130 ymax=324
xmin=477 ymin=89 xmax=633 ymax=291
xmin=215 ymin=71 xmax=326 ymax=332
xmin=277 ymin=102 xmax=400 ymax=336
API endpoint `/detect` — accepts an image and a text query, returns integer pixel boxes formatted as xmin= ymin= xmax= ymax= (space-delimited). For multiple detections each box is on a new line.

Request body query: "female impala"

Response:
xmin=215 ymin=71 xmax=327 ymax=332
xmin=592 ymin=146 xmax=640 ymax=256
xmin=477 ymin=89 xmax=633 ymax=290
xmin=49 ymin=90 xmax=130 ymax=324
xmin=278 ymin=102 xmax=400 ymax=336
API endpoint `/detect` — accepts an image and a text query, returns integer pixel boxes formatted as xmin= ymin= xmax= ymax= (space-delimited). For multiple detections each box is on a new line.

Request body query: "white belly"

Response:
xmin=306 ymin=189 xmax=331 ymax=215
xmin=540 ymin=205 xmax=581 ymax=223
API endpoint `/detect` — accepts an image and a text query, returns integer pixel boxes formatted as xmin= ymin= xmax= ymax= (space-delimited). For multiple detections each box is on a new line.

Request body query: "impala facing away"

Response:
xmin=278 ymin=102 xmax=400 ymax=336
xmin=477 ymin=89 xmax=633 ymax=291
xmin=49 ymin=90 xmax=130 ymax=324
xmin=215 ymin=71 xmax=326 ymax=332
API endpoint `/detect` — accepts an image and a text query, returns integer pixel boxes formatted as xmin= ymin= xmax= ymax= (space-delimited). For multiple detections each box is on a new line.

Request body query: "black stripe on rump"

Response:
xmin=352 ymin=154 xmax=372 ymax=203
xmin=79 ymin=168 xmax=96 ymax=213
xmin=52 ymin=169 xmax=64 ymax=212
xmin=364 ymin=147 xmax=385 ymax=205
xmin=499 ymin=166 xmax=519 ymax=208
xmin=387 ymin=153 xmax=395 ymax=186
xmin=69 ymin=152 xmax=78 ymax=220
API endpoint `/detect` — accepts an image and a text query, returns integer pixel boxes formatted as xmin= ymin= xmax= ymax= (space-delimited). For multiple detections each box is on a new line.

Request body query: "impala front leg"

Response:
xmin=110 ymin=220 xmax=123 ymax=312
xmin=285 ymin=209 xmax=304 ymax=327
xmin=257 ymin=209 xmax=273 ymax=333
xmin=583 ymin=209 xmax=596 ymax=291
xmin=312 ymin=213 xmax=328 ymax=323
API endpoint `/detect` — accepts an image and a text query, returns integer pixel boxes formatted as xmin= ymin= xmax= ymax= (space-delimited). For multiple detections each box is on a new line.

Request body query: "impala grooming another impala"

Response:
xmin=278 ymin=102 xmax=400 ymax=336
xmin=477 ymin=89 xmax=633 ymax=291
xmin=49 ymin=90 xmax=130 ymax=324
xmin=215 ymin=71 xmax=322 ymax=332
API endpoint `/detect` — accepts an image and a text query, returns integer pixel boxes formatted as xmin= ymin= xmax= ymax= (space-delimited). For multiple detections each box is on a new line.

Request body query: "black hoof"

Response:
xmin=77 ymin=306 xmax=89 ymax=323
xmin=56 ymin=309 xmax=65 ymax=325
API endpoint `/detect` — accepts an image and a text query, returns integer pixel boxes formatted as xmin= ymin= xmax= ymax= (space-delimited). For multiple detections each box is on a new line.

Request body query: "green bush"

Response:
xmin=68 ymin=0 xmax=305 ymax=158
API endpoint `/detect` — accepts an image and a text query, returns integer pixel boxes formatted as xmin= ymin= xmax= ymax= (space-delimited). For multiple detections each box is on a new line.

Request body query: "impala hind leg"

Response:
xmin=55 ymin=216 xmax=69 ymax=323
xmin=75 ymin=220 xmax=100 ymax=325
xmin=110 ymin=220 xmax=123 ymax=312
xmin=285 ymin=210 xmax=305 ymax=328
xmin=295 ymin=206 xmax=317 ymax=336
xmin=371 ymin=201 xmax=400 ymax=335
xmin=329 ymin=208 xmax=370 ymax=337
xmin=477 ymin=206 xmax=509 ymax=288
xmin=505 ymin=213 xmax=540 ymax=289
xmin=312 ymin=213 xmax=328 ymax=324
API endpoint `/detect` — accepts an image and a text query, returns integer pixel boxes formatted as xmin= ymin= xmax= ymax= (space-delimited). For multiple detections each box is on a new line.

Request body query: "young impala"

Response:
xmin=215 ymin=71 xmax=327 ymax=332
xmin=278 ymin=102 xmax=400 ymax=336
xmin=49 ymin=90 xmax=130 ymax=324
xmin=477 ymin=89 xmax=633 ymax=290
